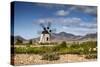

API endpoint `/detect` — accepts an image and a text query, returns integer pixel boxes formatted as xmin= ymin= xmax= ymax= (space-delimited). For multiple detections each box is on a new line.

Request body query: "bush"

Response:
xmin=59 ymin=41 xmax=67 ymax=48
xmin=52 ymin=46 xmax=61 ymax=52
xmin=15 ymin=39 xmax=23 ymax=45
xmin=39 ymin=43 xmax=50 ymax=45
xmin=41 ymin=53 xmax=60 ymax=61
xmin=14 ymin=41 xmax=97 ymax=58
xmin=29 ymin=40 xmax=32 ymax=44
xmin=85 ymin=54 xmax=97 ymax=59
xmin=39 ymin=42 xmax=58 ymax=45
xmin=15 ymin=47 xmax=27 ymax=54
xmin=27 ymin=47 xmax=45 ymax=54
xmin=15 ymin=47 xmax=45 ymax=54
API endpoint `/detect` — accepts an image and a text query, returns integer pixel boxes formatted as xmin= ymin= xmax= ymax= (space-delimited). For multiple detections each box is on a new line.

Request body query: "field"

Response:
xmin=11 ymin=41 xmax=97 ymax=65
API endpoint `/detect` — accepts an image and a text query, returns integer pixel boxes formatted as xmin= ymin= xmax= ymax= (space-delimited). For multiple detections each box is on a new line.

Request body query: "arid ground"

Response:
xmin=11 ymin=41 xmax=97 ymax=66
xmin=12 ymin=54 xmax=96 ymax=66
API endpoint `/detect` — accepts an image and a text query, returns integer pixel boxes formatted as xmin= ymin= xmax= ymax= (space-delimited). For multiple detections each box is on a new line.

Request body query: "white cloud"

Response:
xmin=35 ymin=3 xmax=97 ymax=16
xmin=63 ymin=17 xmax=81 ymax=25
xmin=78 ymin=22 xmax=97 ymax=29
xmin=69 ymin=6 xmax=97 ymax=16
xmin=38 ymin=19 xmax=45 ymax=23
xmin=33 ymin=17 xmax=97 ymax=35
xmin=61 ymin=26 xmax=97 ymax=36
xmin=62 ymin=18 xmax=97 ymax=29
xmin=34 ymin=17 xmax=97 ymax=29
xmin=56 ymin=10 xmax=69 ymax=16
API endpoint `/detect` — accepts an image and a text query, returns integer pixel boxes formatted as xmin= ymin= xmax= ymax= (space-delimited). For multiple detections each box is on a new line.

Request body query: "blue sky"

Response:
xmin=13 ymin=1 xmax=97 ymax=39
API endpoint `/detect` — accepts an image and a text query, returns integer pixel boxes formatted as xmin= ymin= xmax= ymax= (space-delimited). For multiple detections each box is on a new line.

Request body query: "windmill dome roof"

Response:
xmin=42 ymin=30 xmax=49 ymax=34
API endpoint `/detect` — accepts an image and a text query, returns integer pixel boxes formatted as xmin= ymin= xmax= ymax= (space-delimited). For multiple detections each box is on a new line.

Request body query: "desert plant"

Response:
xmin=39 ymin=42 xmax=49 ymax=45
xmin=59 ymin=41 xmax=67 ymax=48
xmin=15 ymin=39 xmax=23 ymax=45
xmin=15 ymin=47 xmax=27 ymax=54
xmin=41 ymin=53 xmax=60 ymax=61
xmin=85 ymin=54 xmax=97 ymax=59
xmin=14 ymin=41 xmax=97 ymax=58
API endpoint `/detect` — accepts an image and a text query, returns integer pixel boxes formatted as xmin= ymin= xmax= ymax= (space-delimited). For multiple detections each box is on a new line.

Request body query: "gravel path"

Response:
xmin=12 ymin=54 xmax=97 ymax=66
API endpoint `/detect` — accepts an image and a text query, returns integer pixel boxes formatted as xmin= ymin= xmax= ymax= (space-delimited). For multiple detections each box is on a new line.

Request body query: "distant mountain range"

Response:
xmin=12 ymin=32 xmax=97 ymax=43
xmin=49 ymin=32 xmax=97 ymax=42
xmin=14 ymin=36 xmax=26 ymax=42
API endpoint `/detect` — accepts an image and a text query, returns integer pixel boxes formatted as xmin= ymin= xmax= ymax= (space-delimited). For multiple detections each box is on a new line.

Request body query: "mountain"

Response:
xmin=48 ymin=32 xmax=97 ymax=41
xmin=50 ymin=32 xmax=81 ymax=41
xmin=13 ymin=36 xmax=26 ymax=42
xmin=53 ymin=32 xmax=75 ymax=38
xmin=79 ymin=33 xmax=97 ymax=40
xmin=13 ymin=32 xmax=97 ymax=43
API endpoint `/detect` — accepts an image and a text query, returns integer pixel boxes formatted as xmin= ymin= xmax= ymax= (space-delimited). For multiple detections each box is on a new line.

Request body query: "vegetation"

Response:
xmin=59 ymin=41 xmax=67 ymax=48
xmin=41 ymin=53 xmax=60 ymax=61
xmin=15 ymin=47 xmax=45 ymax=54
xmin=14 ymin=41 xmax=97 ymax=60
xmin=39 ymin=42 xmax=58 ymax=45
xmin=15 ymin=39 xmax=23 ymax=45
xmin=85 ymin=54 xmax=97 ymax=59
xmin=29 ymin=40 xmax=33 ymax=44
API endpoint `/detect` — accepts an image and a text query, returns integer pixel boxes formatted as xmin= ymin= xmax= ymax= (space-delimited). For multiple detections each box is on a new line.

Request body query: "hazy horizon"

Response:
xmin=13 ymin=31 xmax=97 ymax=40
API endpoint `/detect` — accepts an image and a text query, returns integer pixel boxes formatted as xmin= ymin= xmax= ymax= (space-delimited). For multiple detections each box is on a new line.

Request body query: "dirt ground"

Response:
xmin=12 ymin=54 xmax=97 ymax=66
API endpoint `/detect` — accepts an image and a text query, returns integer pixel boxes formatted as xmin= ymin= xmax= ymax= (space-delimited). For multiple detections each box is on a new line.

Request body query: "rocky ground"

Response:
xmin=12 ymin=54 xmax=97 ymax=66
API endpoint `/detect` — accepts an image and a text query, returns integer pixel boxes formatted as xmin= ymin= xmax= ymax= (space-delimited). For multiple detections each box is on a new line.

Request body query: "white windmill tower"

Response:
xmin=39 ymin=22 xmax=54 ymax=43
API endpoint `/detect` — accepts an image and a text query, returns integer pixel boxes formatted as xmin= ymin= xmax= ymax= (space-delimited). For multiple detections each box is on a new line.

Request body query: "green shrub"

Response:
xmin=85 ymin=54 xmax=97 ymax=59
xmin=14 ymin=41 xmax=97 ymax=58
xmin=27 ymin=47 xmax=45 ymax=54
xmin=15 ymin=47 xmax=45 ymax=54
xmin=52 ymin=46 xmax=61 ymax=52
xmin=39 ymin=43 xmax=50 ymax=45
xmin=15 ymin=47 xmax=27 ymax=54
xmin=15 ymin=39 xmax=23 ymax=45
xmin=29 ymin=40 xmax=32 ymax=44
xmin=39 ymin=42 xmax=58 ymax=45
xmin=59 ymin=41 xmax=67 ymax=48
xmin=41 ymin=53 xmax=60 ymax=61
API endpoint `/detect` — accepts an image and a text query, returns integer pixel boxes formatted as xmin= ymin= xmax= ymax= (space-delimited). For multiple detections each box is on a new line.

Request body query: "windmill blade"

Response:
xmin=48 ymin=28 xmax=56 ymax=36
xmin=49 ymin=30 xmax=52 ymax=33
xmin=47 ymin=22 xmax=51 ymax=29
xmin=40 ymin=23 xmax=45 ymax=29
xmin=50 ymin=28 xmax=56 ymax=33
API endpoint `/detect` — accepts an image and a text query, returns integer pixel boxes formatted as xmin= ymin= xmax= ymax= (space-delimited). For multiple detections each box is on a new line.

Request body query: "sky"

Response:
xmin=12 ymin=1 xmax=97 ymax=39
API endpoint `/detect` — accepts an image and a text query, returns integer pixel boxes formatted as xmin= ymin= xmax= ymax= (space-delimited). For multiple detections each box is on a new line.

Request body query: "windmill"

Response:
xmin=38 ymin=22 xmax=55 ymax=43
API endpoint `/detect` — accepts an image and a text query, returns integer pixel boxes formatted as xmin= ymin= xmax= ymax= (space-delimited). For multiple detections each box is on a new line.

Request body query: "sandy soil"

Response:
xmin=12 ymin=54 xmax=97 ymax=66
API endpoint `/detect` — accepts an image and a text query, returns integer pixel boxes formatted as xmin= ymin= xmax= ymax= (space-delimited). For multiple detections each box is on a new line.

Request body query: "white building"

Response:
xmin=39 ymin=30 xmax=50 ymax=43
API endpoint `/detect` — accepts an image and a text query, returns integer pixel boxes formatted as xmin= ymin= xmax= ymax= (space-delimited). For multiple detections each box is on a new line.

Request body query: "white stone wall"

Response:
xmin=39 ymin=34 xmax=50 ymax=43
